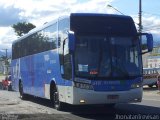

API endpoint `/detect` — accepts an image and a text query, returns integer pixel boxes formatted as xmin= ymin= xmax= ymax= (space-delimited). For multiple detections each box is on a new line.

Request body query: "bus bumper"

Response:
xmin=72 ymin=87 xmax=142 ymax=105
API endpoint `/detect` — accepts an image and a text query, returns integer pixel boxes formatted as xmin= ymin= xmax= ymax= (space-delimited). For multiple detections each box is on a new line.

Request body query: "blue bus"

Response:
xmin=11 ymin=13 xmax=153 ymax=110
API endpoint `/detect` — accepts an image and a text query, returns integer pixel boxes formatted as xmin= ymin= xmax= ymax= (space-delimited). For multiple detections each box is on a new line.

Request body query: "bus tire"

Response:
xmin=50 ymin=85 xmax=64 ymax=110
xmin=19 ymin=81 xmax=27 ymax=100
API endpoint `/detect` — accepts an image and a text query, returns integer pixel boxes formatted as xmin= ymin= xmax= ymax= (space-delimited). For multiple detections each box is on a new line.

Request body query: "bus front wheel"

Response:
xmin=50 ymin=86 xmax=64 ymax=110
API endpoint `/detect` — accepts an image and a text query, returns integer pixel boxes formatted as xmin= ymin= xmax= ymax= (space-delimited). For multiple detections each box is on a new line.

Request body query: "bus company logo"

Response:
xmin=92 ymin=81 xmax=102 ymax=86
xmin=92 ymin=81 xmax=120 ymax=86
xmin=44 ymin=54 xmax=50 ymax=61
xmin=104 ymin=81 xmax=120 ymax=85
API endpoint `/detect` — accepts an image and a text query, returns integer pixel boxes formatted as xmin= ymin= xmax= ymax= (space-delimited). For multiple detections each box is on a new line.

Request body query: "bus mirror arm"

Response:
xmin=68 ymin=31 xmax=76 ymax=54
xmin=141 ymin=51 xmax=149 ymax=55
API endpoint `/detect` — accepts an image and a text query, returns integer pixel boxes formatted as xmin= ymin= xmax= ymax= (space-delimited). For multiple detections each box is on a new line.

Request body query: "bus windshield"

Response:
xmin=75 ymin=35 xmax=142 ymax=79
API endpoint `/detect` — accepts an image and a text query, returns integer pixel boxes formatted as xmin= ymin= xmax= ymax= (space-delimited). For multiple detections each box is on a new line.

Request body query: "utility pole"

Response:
xmin=139 ymin=0 xmax=142 ymax=33
xmin=2 ymin=49 xmax=8 ymax=59
xmin=2 ymin=49 xmax=8 ymax=74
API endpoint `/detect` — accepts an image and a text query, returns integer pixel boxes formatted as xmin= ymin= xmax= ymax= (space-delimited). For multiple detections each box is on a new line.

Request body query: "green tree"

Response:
xmin=12 ymin=22 xmax=36 ymax=36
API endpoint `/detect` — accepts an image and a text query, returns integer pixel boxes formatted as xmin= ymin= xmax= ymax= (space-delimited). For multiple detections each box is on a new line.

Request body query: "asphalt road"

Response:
xmin=0 ymin=86 xmax=159 ymax=120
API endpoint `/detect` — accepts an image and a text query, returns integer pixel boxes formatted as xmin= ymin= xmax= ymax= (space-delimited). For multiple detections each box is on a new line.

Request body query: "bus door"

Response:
xmin=61 ymin=37 xmax=73 ymax=102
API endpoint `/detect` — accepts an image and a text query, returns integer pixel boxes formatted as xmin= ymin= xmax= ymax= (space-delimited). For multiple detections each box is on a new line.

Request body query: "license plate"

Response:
xmin=107 ymin=95 xmax=119 ymax=99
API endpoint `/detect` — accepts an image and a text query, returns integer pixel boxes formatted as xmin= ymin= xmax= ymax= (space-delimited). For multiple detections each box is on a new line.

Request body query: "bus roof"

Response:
xmin=71 ymin=13 xmax=131 ymax=19
xmin=12 ymin=13 xmax=134 ymax=45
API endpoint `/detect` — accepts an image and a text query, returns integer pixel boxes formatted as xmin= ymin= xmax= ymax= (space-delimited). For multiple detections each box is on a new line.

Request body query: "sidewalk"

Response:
xmin=143 ymin=86 xmax=160 ymax=96
xmin=0 ymin=90 xmax=20 ymax=108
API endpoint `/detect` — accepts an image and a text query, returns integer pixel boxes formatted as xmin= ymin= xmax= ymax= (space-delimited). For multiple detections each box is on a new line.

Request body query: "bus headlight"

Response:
xmin=74 ymin=82 xmax=93 ymax=90
xmin=131 ymin=83 xmax=142 ymax=89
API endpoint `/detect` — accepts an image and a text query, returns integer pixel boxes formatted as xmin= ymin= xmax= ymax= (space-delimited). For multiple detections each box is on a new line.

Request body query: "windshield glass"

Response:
xmin=75 ymin=35 xmax=142 ymax=79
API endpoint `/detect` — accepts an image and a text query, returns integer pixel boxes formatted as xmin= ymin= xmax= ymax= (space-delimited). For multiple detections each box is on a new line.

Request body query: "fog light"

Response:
xmin=80 ymin=100 xmax=85 ymax=103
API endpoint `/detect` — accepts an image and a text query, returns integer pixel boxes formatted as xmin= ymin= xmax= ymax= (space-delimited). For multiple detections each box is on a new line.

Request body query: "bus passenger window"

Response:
xmin=64 ymin=39 xmax=69 ymax=55
xmin=63 ymin=38 xmax=72 ymax=80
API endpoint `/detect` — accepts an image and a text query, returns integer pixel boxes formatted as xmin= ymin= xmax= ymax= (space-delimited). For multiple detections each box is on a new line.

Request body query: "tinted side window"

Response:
xmin=58 ymin=18 xmax=72 ymax=80
xmin=12 ymin=22 xmax=58 ymax=59
xmin=12 ymin=44 xmax=16 ymax=59
xmin=58 ymin=18 xmax=70 ymax=64
xmin=63 ymin=38 xmax=72 ymax=80
xmin=12 ymin=41 xmax=21 ymax=59
xmin=25 ymin=33 xmax=37 ymax=55
xmin=58 ymin=18 xmax=70 ymax=49
xmin=21 ymin=37 xmax=28 ymax=57
xmin=43 ymin=24 xmax=57 ymax=51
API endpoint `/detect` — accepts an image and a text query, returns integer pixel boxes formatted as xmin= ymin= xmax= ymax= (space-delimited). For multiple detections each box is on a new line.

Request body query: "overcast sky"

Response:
xmin=0 ymin=0 xmax=160 ymax=51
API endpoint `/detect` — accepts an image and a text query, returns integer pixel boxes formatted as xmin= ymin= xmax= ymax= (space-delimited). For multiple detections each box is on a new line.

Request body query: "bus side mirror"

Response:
xmin=146 ymin=33 xmax=153 ymax=52
xmin=140 ymin=33 xmax=153 ymax=54
xmin=68 ymin=31 xmax=75 ymax=54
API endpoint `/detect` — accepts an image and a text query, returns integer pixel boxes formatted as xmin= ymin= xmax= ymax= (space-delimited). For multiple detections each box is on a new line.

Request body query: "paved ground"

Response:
xmin=0 ymin=84 xmax=159 ymax=120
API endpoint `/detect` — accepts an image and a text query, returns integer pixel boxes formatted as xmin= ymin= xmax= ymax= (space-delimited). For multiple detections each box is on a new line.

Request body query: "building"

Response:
xmin=145 ymin=47 xmax=160 ymax=68
xmin=142 ymin=52 xmax=150 ymax=68
xmin=147 ymin=56 xmax=160 ymax=68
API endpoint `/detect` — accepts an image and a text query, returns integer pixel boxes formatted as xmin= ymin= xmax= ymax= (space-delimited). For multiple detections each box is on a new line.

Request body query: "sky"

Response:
xmin=0 ymin=0 xmax=160 ymax=51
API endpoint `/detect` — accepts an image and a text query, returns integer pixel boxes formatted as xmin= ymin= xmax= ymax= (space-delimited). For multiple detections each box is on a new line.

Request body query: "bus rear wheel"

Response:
xmin=51 ymin=86 xmax=64 ymax=110
xmin=19 ymin=81 xmax=27 ymax=100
